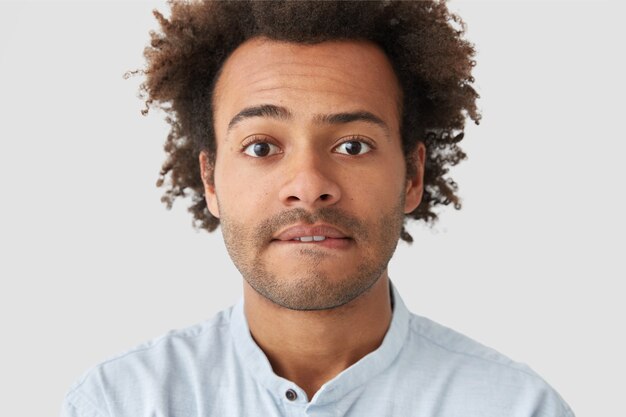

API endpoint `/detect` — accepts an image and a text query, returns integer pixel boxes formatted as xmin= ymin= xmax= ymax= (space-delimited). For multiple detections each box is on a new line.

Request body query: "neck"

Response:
xmin=243 ymin=274 xmax=393 ymax=400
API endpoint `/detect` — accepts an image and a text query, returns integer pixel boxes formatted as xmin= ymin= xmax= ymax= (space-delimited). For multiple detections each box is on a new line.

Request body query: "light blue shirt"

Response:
xmin=61 ymin=283 xmax=575 ymax=417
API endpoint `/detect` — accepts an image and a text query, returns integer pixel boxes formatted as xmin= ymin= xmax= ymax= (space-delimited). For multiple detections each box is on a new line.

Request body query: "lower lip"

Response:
xmin=271 ymin=238 xmax=353 ymax=250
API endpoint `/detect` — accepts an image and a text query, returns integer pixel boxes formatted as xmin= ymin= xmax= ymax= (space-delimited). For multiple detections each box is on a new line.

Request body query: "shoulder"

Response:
xmin=400 ymin=313 xmax=575 ymax=417
xmin=407 ymin=312 xmax=525 ymax=370
xmin=62 ymin=306 xmax=235 ymax=417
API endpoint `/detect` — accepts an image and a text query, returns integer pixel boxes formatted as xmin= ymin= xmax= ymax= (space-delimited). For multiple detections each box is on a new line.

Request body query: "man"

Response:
xmin=62 ymin=1 xmax=575 ymax=416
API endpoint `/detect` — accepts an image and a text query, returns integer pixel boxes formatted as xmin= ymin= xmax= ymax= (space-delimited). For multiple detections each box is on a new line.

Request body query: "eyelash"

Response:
xmin=241 ymin=135 xmax=275 ymax=148
xmin=337 ymin=135 xmax=376 ymax=151
xmin=240 ymin=135 xmax=282 ymax=156
xmin=240 ymin=135 xmax=376 ymax=156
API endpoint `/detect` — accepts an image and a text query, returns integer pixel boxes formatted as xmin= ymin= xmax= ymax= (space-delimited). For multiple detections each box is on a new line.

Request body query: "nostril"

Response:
xmin=320 ymin=194 xmax=331 ymax=201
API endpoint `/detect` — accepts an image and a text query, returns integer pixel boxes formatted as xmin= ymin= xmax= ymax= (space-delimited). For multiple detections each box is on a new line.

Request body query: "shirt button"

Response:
xmin=285 ymin=388 xmax=297 ymax=401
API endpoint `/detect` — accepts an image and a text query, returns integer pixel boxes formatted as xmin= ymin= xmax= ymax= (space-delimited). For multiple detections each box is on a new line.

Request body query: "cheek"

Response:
xmin=215 ymin=164 xmax=275 ymax=216
xmin=353 ymin=183 xmax=401 ymax=214
xmin=346 ymin=161 xmax=405 ymax=203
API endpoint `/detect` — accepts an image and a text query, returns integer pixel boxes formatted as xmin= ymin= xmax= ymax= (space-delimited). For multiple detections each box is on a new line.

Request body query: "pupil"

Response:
xmin=346 ymin=141 xmax=362 ymax=155
xmin=253 ymin=143 xmax=270 ymax=156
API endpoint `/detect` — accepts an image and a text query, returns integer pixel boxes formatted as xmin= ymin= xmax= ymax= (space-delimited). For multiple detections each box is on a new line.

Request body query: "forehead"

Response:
xmin=212 ymin=37 xmax=402 ymax=135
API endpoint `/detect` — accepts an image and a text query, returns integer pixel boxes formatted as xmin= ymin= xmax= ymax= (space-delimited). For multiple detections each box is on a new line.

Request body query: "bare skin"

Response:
xmin=200 ymin=37 xmax=425 ymax=400
xmin=244 ymin=272 xmax=392 ymax=398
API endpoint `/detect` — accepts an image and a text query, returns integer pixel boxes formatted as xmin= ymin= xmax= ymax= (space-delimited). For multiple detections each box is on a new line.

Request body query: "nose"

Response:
xmin=278 ymin=151 xmax=341 ymax=209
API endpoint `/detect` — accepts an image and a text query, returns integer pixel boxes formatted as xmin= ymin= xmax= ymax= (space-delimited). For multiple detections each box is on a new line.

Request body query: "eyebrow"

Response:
xmin=313 ymin=111 xmax=389 ymax=136
xmin=226 ymin=104 xmax=390 ymax=137
xmin=227 ymin=104 xmax=292 ymax=131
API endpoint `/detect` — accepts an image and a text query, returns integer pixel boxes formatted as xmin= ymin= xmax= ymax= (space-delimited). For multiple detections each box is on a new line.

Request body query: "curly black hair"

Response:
xmin=132 ymin=0 xmax=480 ymax=243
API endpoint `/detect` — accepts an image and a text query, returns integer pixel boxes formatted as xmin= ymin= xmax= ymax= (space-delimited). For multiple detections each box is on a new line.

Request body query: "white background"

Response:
xmin=0 ymin=1 xmax=624 ymax=416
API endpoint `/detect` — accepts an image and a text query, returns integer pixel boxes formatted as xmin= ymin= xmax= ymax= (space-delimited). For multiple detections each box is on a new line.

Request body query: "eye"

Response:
xmin=242 ymin=141 xmax=281 ymax=157
xmin=334 ymin=139 xmax=373 ymax=156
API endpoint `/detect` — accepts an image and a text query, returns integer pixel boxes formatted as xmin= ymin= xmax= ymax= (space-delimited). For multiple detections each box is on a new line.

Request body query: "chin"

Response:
xmin=246 ymin=266 xmax=384 ymax=312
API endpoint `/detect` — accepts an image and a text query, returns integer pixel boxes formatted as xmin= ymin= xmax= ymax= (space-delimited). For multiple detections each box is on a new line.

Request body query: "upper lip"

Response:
xmin=273 ymin=224 xmax=350 ymax=241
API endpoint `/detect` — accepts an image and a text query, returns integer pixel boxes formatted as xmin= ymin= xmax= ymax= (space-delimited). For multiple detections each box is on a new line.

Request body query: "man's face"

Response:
xmin=201 ymin=37 xmax=424 ymax=310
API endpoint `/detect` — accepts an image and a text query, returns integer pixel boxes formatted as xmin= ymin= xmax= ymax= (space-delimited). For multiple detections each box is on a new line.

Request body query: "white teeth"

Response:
xmin=291 ymin=236 xmax=327 ymax=242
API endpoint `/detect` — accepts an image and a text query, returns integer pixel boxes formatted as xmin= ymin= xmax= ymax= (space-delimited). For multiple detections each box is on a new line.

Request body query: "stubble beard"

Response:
xmin=220 ymin=196 xmax=406 ymax=311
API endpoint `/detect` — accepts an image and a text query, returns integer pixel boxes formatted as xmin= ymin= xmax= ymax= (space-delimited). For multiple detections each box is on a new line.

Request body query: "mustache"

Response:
xmin=254 ymin=207 xmax=369 ymax=242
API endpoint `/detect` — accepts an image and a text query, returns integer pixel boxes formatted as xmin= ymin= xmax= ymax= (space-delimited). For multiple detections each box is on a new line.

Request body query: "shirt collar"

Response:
xmin=229 ymin=280 xmax=410 ymax=406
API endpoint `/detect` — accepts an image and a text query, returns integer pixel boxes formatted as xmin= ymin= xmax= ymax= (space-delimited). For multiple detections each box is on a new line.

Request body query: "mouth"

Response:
xmin=271 ymin=224 xmax=354 ymax=249
xmin=271 ymin=236 xmax=353 ymax=250
xmin=290 ymin=235 xmax=335 ymax=242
